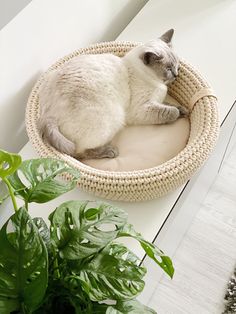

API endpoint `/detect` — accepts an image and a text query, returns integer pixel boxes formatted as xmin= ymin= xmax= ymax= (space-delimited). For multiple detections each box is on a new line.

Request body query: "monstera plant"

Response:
xmin=0 ymin=149 xmax=174 ymax=314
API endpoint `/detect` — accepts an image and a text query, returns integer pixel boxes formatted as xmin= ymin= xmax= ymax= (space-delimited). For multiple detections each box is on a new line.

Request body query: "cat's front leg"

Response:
xmin=141 ymin=101 xmax=180 ymax=124
xmin=163 ymin=102 xmax=189 ymax=118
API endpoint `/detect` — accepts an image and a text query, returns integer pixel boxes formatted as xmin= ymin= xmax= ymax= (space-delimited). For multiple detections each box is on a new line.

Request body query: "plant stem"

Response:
xmin=52 ymin=247 xmax=60 ymax=279
xmin=24 ymin=200 xmax=29 ymax=211
xmin=54 ymin=257 xmax=60 ymax=279
xmin=20 ymin=302 xmax=29 ymax=314
xmin=3 ymin=177 xmax=18 ymax=211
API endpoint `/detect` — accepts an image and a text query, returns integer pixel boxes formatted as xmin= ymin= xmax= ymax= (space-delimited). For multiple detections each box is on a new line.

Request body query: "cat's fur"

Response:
xmin=39 ymin=29 xmax=188 ymax=159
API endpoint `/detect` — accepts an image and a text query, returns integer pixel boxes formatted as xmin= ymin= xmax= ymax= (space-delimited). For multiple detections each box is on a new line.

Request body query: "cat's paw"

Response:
xmin=76 ymin=145 xmax=119 ymax=160
xmin=103 ymin=145 xmax=119 ymax=158
xmin=167 ymin=107 xmax=180 ymax=122
xmin=176 ymin=105 xmax=189 ymax=118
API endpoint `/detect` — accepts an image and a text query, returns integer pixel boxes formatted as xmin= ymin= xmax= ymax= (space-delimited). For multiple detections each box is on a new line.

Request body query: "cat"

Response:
xmin=39 ymin=29 xmax=188 ymax=160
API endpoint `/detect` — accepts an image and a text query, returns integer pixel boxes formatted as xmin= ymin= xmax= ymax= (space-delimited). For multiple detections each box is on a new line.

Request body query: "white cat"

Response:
xmin=39 ymin=29 xmax=187 ymax=159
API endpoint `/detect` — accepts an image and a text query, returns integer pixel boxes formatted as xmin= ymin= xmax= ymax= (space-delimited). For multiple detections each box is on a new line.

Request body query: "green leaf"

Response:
xmin=33 ymin=217 xmax=52 ymax=252
xmin=84 ymin=207 xmax=101 ymax=220
xmin=106 ymin=306 xmax=122 ymax=314
xmin=107 ymin=299 xmax=156 ymax=314
xmin=77 ymin=243 xmax=146 ymax=301
xmin=0 ymin=149 xmax=21 ymax=179
xmin=0 ymin=297 xmax=19 ymax=314
xmin=90 ymin=302 xmax=110 ymax=314
xmin=49 ymin=201 xmax=128 ymax=260
xmin=0 ymin=207 xmax=48 ymax=312
xmin=8 ymin=158 xmax=80 ymax=203
xmin=69 ymin=294 xmax=96 ymax=314
xmin=118 ymin=224 xmax=174 ymax=279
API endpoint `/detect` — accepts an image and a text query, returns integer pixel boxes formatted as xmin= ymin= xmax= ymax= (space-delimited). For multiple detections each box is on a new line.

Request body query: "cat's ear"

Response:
xmin=160 ymin=29 xmax=174 ymax=45
xmin=143 ymin=51 xmax=163 ymax=65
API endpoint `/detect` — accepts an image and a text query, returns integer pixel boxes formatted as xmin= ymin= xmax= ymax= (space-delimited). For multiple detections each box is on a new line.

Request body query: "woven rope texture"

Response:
xmin=25 ymin=41 xmax=219 ymax=202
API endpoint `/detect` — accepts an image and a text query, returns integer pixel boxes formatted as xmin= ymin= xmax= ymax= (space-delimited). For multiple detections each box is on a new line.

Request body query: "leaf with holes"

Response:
xmin=33 ymin=217 xmax=52 ymax=253
xmin=74 ymin=243 xmax=146 ymax=301
xmin=49 ymin=201 xmax=128 ymax=260
xmin=0 ymin=150 xmax=21 ymax=179
xmin=106 ymin=299 xmax=156 ymax=314
xmin=0 ymin=182 xmax=9 ymax=205
xmin=118 ymin=224 xmax=174 ymax=279
xmin=7 ymin=158 xmax=80 ymax=203
xmin=0 ymin=207 xmax=48 ymax=313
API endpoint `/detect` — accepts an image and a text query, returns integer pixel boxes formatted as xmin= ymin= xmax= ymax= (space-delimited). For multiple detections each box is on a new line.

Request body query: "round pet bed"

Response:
xmin=25 ymin=41 xmax=219 ymax=202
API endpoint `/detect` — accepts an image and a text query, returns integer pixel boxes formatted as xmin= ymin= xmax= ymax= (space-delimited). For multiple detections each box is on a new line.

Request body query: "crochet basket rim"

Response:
xmin=25 ymin=41 xmax=219 ymax=201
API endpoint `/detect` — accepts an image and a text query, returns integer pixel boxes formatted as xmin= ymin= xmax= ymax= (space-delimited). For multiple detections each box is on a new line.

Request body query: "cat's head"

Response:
xmin=141 ymin=29 xmax=179 ymax=84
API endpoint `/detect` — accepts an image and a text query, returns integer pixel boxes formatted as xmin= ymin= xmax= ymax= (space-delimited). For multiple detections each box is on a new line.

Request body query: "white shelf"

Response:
xmin=11 ymin=0 xmax=236 ymax=260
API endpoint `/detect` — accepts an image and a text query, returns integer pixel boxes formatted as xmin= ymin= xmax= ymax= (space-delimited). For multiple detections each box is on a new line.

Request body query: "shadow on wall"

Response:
xmin=0 ymin=0 xmax=32 ymax=30
xmin=0 ymin=72 xmax=41 ymax=153
xmin=101 ymin=0 xmax=147 ymax=41
xmin=1 ymin=0 xmax=148 ymax=154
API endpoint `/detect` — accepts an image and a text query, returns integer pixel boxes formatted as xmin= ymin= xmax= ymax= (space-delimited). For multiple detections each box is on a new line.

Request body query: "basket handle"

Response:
xmin=189 ymin=88 xmax=217 ymax=109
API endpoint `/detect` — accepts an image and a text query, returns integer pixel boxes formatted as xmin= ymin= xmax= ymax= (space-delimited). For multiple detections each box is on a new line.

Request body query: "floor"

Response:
xmin=148 ymin=142 xmax=236 ymax=314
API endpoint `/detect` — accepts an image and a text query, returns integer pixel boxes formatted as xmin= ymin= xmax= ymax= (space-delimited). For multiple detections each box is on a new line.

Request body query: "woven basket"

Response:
xmin=25 ymin=41 xmax=219 ymax=202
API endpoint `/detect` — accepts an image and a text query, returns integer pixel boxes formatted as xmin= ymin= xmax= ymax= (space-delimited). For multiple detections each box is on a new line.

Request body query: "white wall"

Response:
xmin=0 ymin=0 xmax=32 ymax=30
xmin=0 ymin=0 xmax=147 ymax=152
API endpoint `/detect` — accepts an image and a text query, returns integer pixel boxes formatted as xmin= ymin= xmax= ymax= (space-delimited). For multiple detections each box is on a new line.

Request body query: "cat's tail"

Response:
xmin=40 ymin=118 xmax=76 ymax=156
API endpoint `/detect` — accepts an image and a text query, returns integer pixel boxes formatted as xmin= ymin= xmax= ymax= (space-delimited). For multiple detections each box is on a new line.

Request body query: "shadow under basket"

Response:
xmin=25 ymin=41 xmax=219 ymax=202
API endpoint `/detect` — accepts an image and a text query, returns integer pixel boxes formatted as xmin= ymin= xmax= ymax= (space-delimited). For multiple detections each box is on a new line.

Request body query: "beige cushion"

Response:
xmin=84 ymin=96 xmax=190 ymax=171
xmin=26 ymin=41 xmax=219 ymax=201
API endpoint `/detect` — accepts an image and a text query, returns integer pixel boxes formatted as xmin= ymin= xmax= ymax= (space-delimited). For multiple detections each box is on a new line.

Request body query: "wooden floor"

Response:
xmin=148 ymin=143 xmax=236 ymax=314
